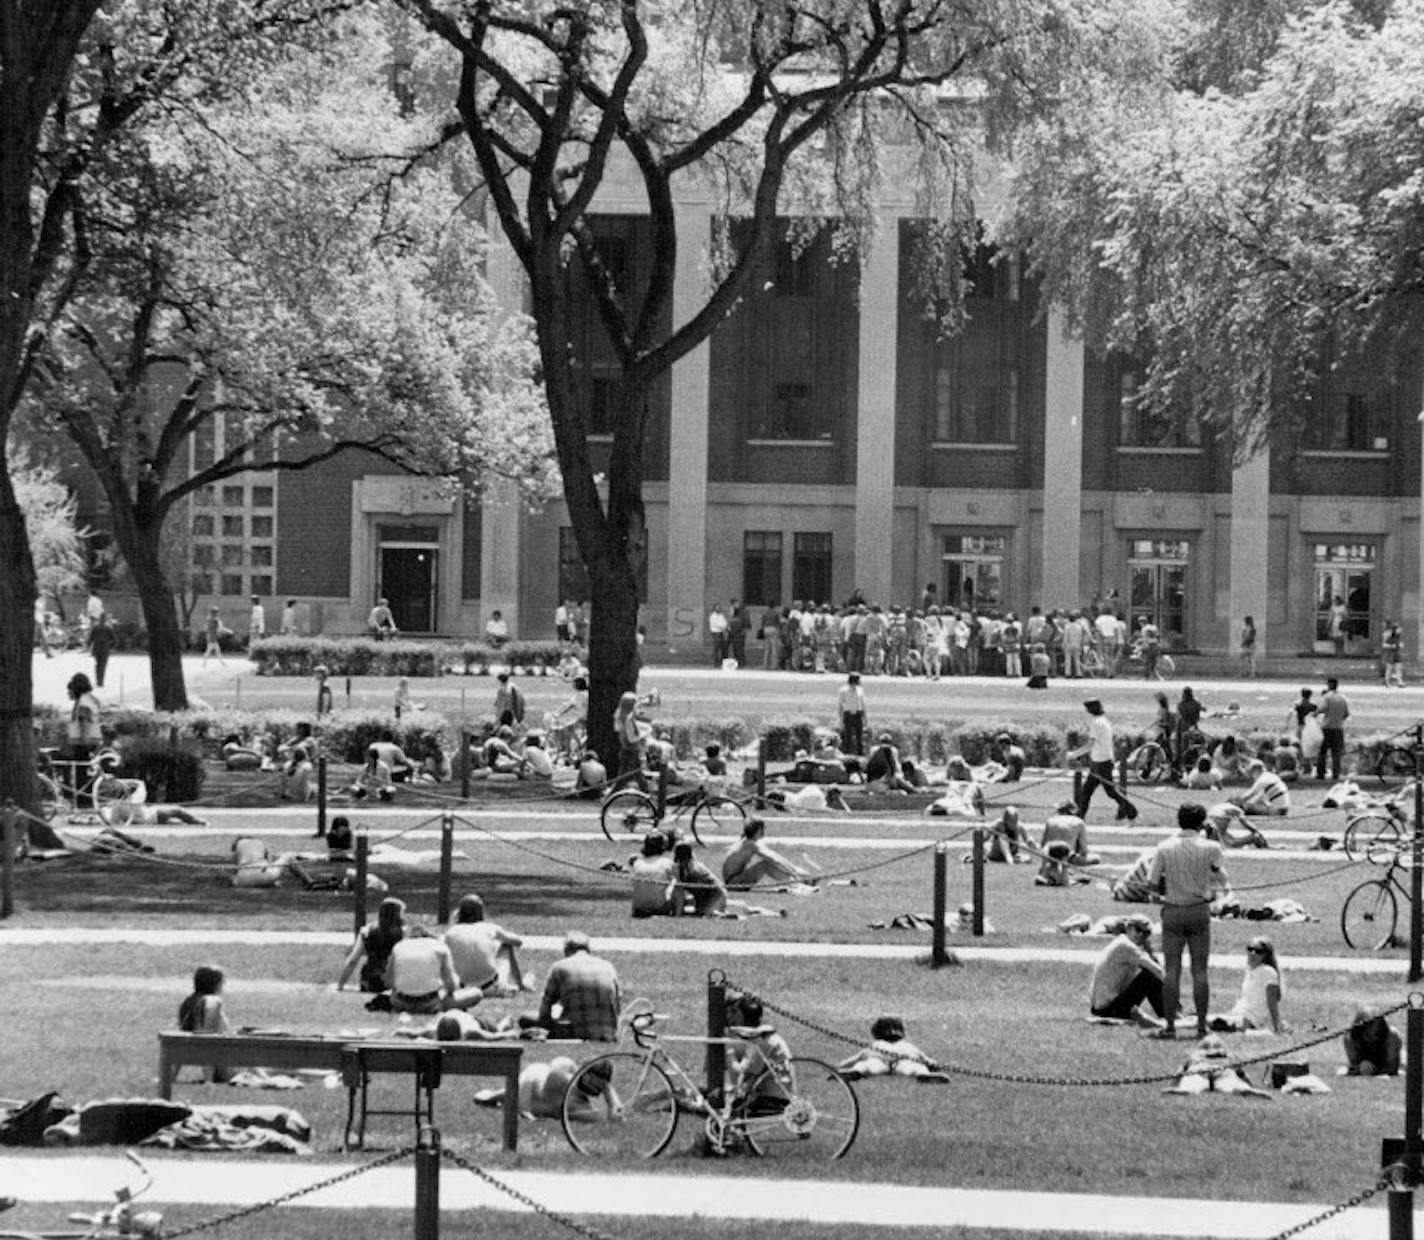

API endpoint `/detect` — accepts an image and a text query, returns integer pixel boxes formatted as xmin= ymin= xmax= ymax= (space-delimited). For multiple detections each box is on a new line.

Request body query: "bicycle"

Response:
xmin=562 ymin=1005 xmax=859 ymax=1161
xmin=1123 ymin=643 xmax=1176 ymax=680
xmin=1341 ymin=802 xmax=1410 ymax=862
xmin=600 ymin=781 xmax=747 ymax=846
xmin=34 ymin=748 xmax=130 ymax=823
xmin=1341 ymin=843 xmax=1413 ymax=951
xmin=0 ymin=1150 xmax=163 ymax=1239
xmin=1373 ymin=744 xmax=1417 ymax=790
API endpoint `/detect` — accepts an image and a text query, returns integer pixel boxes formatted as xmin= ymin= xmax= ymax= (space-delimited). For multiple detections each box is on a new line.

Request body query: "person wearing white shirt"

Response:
xmin=1069 ymin=699 xmax=1137 ymax=821
xmin=837 ymin=673 xmax=867 ymax=755
xmin=248 ymin=595 xmax=266 ymax=644
xmin=708 ymin=604 xmax=729 ymax=665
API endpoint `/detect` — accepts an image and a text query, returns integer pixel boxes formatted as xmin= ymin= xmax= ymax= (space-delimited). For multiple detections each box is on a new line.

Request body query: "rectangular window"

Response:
xmin=742 ymin=532 xmax=783 ymax=607
xmin=220 ymin=544 xmax=244 ymax=567
xmin=792 ymin=532 xmax=832 ymax=604
xmin=222 ymin=485 xmax=244 ymax=507
xmin=193 ymin=487 xmax=214 ymax=507
xmin=191 ymin=515 xmax=214 ymax=538
xmin=251 ymin=514 xmax=273 ymax=538
xmin=220 ymin=573 xmax=244 ymax=596
xmin=752 ymin=300 xmax=830 ymax=440
xmin=192 ymin=544 xmax=215 ymax=569
xmin=250 ymin=574 xmax=273 ymax=595
xmin=941 ymin=533 xmax=1007 ymax=610
xmin=251 ymin=486 xmax=274 ymax=508
xmin=222 ymin=515 xmax=244 ymax=538
xmin=932 ymin=244 xmax=1022 ymax=445
xmin=1114 ymin=356 xmax=1201 ymax=448
xmin=250 ymin=545 xmax=273 ymax=568
xmin=193 ymin=420 xmax=217 ymax=471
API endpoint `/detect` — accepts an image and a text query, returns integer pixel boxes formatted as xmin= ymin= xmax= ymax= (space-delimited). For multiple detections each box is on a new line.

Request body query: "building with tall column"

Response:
xmin=102 ymin=183 xmax=1420 ymax=661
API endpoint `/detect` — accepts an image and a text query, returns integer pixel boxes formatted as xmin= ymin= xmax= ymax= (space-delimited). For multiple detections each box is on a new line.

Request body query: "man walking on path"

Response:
xmin=1148 ymin=803 xmax=1230 ymax=1040
xmin=1070 ymin=699 xmax=1137 ymax=821
xmin=838 ymin=673 xmax=867 ymax=756
xmin=1315 ymin=677 xmax=1350 ymax=782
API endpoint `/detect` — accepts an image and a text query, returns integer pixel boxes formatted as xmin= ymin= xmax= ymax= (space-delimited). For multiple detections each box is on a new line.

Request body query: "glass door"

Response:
xmin=1127 ymin=539 xmax=1190 ymax=644
xmin=941 ymin=534 xmax=1006 ymax=612
xmin=1313 ymin=543 xmax=1374 ymax=654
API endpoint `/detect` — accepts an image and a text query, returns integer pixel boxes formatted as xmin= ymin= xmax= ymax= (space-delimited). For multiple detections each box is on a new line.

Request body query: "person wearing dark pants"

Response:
xmin=838 ymin=673 xmax=866 ymax=756
xmin=1070 ymin=698 xmax=1137 ymax=821
xmin=1314 ymin=677 xmax=1350 ymax=782
xmin=1089 ymin=916 xmax=1166 ymax=1025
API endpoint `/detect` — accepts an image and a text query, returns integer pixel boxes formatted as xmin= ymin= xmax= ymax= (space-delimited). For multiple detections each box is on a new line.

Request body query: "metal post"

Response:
xmin=656 ymin=762 xmax=669 ymax=819
xmin=437 ymin=814 xmax=454 ymax=925
xmin=235 ymin=676 xmax=241 ymax=708
xmin=395 ymin=703 xmax=402 ymax=721
xmin=1411 ymin=720 xmax=1423 ymax=983
xmin=414 ymin=1124 xmax=440 ymax=1240
xmin=971 ymin=826 xmax=985 ymax=937
xmin=352 ymin=831 xmax=369 ymax=938
xmin=931 ymin=842 xmax=949 ymax=967
xmin=706 ymin=969 xmax=728 ymax=1103
xmin=1072 ymin=769 xmax=1083 ymax=804
xmin=316 ymin=757 xmax=328 ymax=840
xmin=345 ymin=676 xmax=352 ymax=708
xmin=1388 ymin=1185 xmax=1413 ymax=1240
xmin=1 ymin=802 xmax=15 ymax=920
xmin=1390 ymin=724 xmax=1424 ymax=1240
xmin=756 ymin=738 xmax=767 ymax=804
xmin=460 ymin=732 xmax=472 ymax=801
xmin=1118 ymin=751 xmax=1129 ymax=794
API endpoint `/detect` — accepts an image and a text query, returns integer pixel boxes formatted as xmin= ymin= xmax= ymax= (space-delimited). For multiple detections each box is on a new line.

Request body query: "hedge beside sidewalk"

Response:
xmin=247 ymin=636 xmax=568 ymax=677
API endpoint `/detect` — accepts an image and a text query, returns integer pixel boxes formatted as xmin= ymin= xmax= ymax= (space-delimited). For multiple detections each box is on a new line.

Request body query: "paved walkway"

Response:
xmin=0 ymin=1151 xmax=1399 ymax=1238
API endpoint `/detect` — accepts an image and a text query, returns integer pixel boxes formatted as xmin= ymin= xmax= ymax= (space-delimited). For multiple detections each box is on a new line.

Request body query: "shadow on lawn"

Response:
xmin=13 ymin=853 xmax=627 ymax=922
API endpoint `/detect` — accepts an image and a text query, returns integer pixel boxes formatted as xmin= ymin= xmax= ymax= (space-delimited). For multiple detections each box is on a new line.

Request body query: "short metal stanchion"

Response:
xmin=657 ymin=762 xmax=669 ymax=819
xmin=971 ymin=826 xmax=985 ymax=937
xmin=316 ymin=757 xmax=328 ymax=839
xmin=1118 ymin=753 xmax=1129 ymax=794
xmin=706 ymin=969 xmax=728 ymax=1102
xmin=345 ymin=676 xmax=352 ymax=708
xmin=1 ymin=801 xmax=16 ymax=920
xmin=460 ymin=732 xmax=473 ymax=801
xmin=756 ymin=738 xmax=767 ymax=805
xmin=414 ymin=1124 xmax=440 ymax=1240
xmin=353 ymin=831 xmax=369 ymax=938
xmin=1072 ymin=769 xmax=1083 ymax=804
xmin=437 ymin=814 xmax=455 ymax=925
xmin=931 ymin=842 xmax=949 ymax=967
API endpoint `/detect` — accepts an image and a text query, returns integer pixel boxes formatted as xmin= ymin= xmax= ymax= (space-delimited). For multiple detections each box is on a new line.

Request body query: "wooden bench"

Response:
xmin=158 ymin=1032 xmax=524 ymax=1150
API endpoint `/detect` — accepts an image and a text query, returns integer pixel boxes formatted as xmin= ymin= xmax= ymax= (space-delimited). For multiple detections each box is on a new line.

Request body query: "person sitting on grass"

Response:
xmin=520 ymin=733 xmax=554 ymax=780
xmin=386 ymin=924 xmax=487 ymax=1015
xmin=1111 ymin=848 xmax=1161 ymax=903
xmin=221 ymin=733 xmax=265 ymax=772
xmin=482 ymin=726 xmax=523 ymax=777
xmin=467 ymin=1053 xmax=585 ymax=1120
xmin=278 ymin=724 xmax=318 ymax=802
xmin=991 ymin=734 xmax=1026 ymax=783
xmin=337 ymin=897 xmax=407 ymax=994
xmin=726 ymin=993 xmax=793 ymax=1116
xmin=1271 ymin=737 xmax=1302 ymax=783
xmin=1182 ymin=755 xmax=1222 ymax=792
xmin=673 ymin=840 xmax=727 ymax=917
xmin=864 ymin=733 xmax=917 ymax=793
xmin=1209 ymin=735 xmax=1248 ymax=786
xmin=1209 ymin=937 xmax=1284 ymax=1034
xmin=575 ymin=749 xmax=607 ymax=799
xmin=1343 ymin=1007 xmax=1402 ymax=1077
xmin=985 ymin=806 xmax=1032 ymax=863
xmin=1089 ymin=914 xmax=1166 ymax=1027
xmin=837 ymin=1015 xmax=944 ymax=1079
xmin=178 ymin=964 xmax=233 ymax=1082
xmin=444 ymin=893 xmax=535 ymax=996
xmin=722 ymin=818 xmax=813 ymax=891
xmin=1042 ymin=800 xmax=1097 ymax=865
xmin=631 ymin=833 xmax=678 ymax=918
xmin=1231 ymin=759 xmax=1290 ymax=817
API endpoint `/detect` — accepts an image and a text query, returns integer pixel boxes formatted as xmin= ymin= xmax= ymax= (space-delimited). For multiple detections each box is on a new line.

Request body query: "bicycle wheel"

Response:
xmin=740 ymin=1057 xmax=859 ymax=1161
xmin=690 ymin=795 xmax=746 ymax=845
xmin=562 ymin=1053 xmax=679 ymax=1158
xmin=1343 ymin=811 xmax=1402 ymax=862
xmin=1131 ymin=743 xmax=1167 ymax=783
xmin=34 ymin=773 xmax=62 ymax=822
xmin=600 ymin=791 xmax=658 ymax=843
xmin=1375 ymin=747 xmax=1416 ymax=790
xmin=1080 ymin=649 xmax=1104 ymax=678
xmin=1341 ymin=880 xmax=1399 ymax=951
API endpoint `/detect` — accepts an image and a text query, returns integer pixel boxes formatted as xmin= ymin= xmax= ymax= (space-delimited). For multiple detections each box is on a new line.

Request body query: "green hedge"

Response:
xmin=117 ymin=738 xmax=207 ymax=801
xmin=247 ymin=637 xmax=568 ymax=677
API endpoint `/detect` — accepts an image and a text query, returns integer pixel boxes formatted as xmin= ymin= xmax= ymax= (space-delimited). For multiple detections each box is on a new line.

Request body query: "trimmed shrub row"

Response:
xmin=248 ymin=637 xmax=568 ymax=677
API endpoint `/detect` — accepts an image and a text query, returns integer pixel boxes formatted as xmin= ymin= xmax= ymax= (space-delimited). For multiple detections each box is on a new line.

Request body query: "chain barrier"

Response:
xmin=441 ymin=1146 xmax=622 ymax=1240
xmin=1265 ymin=1171 xmax=1396 ymax=1240
xmin=725 ymin=973 xmax=1410 ymax=1088
xmin=161 ymin=1145 xmax=416 ymax=1239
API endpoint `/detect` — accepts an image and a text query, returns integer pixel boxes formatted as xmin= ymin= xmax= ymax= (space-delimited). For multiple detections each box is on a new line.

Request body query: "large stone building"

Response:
xmin=86 ymin=187 xmax=1424 ymax=662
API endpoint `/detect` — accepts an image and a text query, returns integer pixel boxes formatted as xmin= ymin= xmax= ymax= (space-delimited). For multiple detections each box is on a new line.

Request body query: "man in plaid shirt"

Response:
xmin=528 ymin=932 xmax=622 ymax=1041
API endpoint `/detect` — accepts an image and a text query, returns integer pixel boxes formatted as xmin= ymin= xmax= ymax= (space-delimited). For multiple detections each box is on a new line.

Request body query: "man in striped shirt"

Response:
xmin=1147 ymin=803 xmax=1231 ymax=1040
xmin=1233 ymin=759 xmax=1291 ymax=818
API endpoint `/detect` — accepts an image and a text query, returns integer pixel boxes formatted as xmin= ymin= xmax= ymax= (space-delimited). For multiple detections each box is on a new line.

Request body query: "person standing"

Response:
xmin=1239 ymin=615 xmax=1257 ymax=678
xmin=34 ymin=596 xmax=54 ymax=658
xmin=1382 ymin=619 xmax=1406 ymax=688
xmin=66 ymin=672 xmax=102 ymax=763
xmin=1175 ymin=686 xmax=1204 ymax=775
xmin=708 ymin=603 xmax=728 ymax=666
xmin=1148 ymin=802 xmax=1230 ymax=1040
xmin=760 ymin=601 xmax=782 ymax=670
xmin=838 ymin=672 xmax=867 ymax=756
xmin=280 ymin=598 xmax=300 ymax=636
xmin=202 ymin=606 xmax=229 ymax=668
xmin=1328 ymin=594 xmax=1348 ymax=657
xmin=1314 ymin=677 xmax=1350 ymax=782
xmin=88 ymin=612 xmax=116 ymax=689
xmin=248 ymin=594 xmax=266 ymax=646
xmin=1070 ymin=699 xmax=1137 ymax=821
xmin=727 ymin=599 xmax=748 ymax=667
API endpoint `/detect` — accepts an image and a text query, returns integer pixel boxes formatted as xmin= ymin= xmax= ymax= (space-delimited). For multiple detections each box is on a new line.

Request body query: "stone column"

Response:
xmin=479 ymin=233 xmax=528 ymax=635
xmin=1229 ymin=444 xmax=1271 ymax=659
xmin=852 ymin=218 xmax=898 ymax=601
xmin=666 ymin=202 xmax=713 ymax=651
xmin=1041 ymin=307 xmax=1084 ymax=606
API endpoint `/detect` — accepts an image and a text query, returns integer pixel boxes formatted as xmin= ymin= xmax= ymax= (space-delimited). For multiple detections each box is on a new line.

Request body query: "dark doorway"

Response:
xmin=381 ymin=547 xmax=437 ymax=632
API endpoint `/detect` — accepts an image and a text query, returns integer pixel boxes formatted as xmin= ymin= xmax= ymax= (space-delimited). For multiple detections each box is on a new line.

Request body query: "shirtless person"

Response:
xmin=722 ymin=818 xmax=812 ymax=890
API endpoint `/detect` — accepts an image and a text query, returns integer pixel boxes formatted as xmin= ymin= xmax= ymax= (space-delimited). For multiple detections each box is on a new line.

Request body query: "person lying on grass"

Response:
xmin=722 ymin=818 xmax=814 ymax=890
xmin=230 ymin=836 xmax=316 ymax=889
xmin=836 ymin=1015 xmax=946 ymax=1080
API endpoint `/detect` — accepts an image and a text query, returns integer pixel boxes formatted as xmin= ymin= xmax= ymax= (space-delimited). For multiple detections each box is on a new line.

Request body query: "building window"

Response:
xmin=251 ymin=574 xmax=273 ymax=595
xmin=222 ymin=485 xmax=244 ymax=506
xmin=742 ymin=532 xmax=783 ymax=607
xmin=222 ymin=514 xmax=244 ymax=538
xmin=558 ymin=526 xmax=592 ymax=611
xmin=941 ymin=533 xmax=1006 ymax=611
xmin=193 ymin=420 xmax=217 ymax=471
xmin=220 ymin=573 xmax=244 ymax=595
xmin=792 ymin=533 xmax=832 ymax=604
xmin=1313 ymin=543 xmax=1375 ymax=652
xmin=250 ymin=545 xmax=273 ymax=568
xmin=251 ymin=515 xmax=273 ymax=538
xmin=251 ymin=486 xmax=274 ymax=508
xmin=1128 ymin=538 xmax=1190 ymax=644
xmin=932 ymin=245 xmax=1021 ymax=445
xmin=193 ymin=487 xmax=214 ymax=507
xmin=221 ymin=544 xmax=244 ymax=567
xmin=193 ymin=544 xmax=215 ymax=569
xmin=1113 ymin=356 xmax=1201 ymax=448
xmin=191 ymin=515 xmax=214 ymax=538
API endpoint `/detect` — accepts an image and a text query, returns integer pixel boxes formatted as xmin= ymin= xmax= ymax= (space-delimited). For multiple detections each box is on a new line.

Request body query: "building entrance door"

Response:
xmin=940 ymin=534 xmax=1006 ymax=612
xmin=1128 ymin=538 xmax=1189 ymax=645
xmin=1313 ymin=543 xmax=1374 ymax=655
xmin=380 ymin=546 xmax=438 ymax=633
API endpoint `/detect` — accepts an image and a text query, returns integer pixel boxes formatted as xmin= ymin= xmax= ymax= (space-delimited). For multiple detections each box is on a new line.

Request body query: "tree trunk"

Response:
xmin=0 ymin=471 xmax=40 ymax=825
xmin=584 ymin=552 xmax=642 ymax=774
xmin=111 ymin=514 xmax=189 ymax=711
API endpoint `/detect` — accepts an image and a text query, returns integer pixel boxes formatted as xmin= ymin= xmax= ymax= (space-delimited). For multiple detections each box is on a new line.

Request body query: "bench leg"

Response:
xmin=502 ymin=1065 xmax=519 ymax=1152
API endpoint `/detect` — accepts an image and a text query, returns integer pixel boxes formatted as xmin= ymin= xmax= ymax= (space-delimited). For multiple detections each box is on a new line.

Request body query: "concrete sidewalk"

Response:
xmin=1 ymin=1151 xmax=1397 ymax=1238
